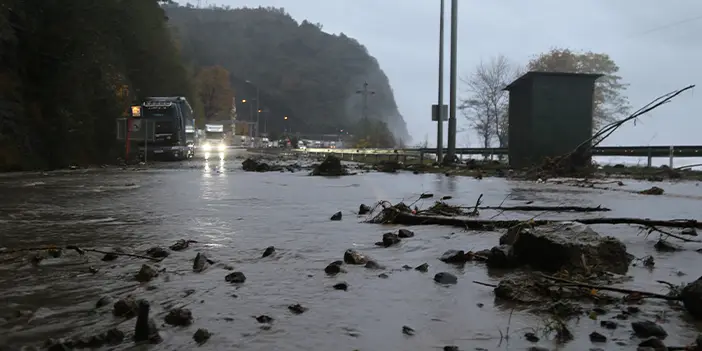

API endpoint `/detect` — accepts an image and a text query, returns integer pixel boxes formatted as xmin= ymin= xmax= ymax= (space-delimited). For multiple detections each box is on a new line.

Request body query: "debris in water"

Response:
xmin=358 ymin=204 xmax=371 ymax=215
xmin=401 ymin=325 xmax=415 ymax=336
xmin=225 ymin=271 xmax=246 ymax=284
xmin=262 ymin=246 xmax=275 ymax=258
xmin=288 ymin=304 xmax=308 ymax=314
xmin=310 ymin=155 xmax=349 ymax=176
xmin=254 ymin=315 xmax=273 ymax=324
xmin=639 ymin=186 xmax=664 ymax=195
xmin=164 ymin=308 xmax=193 ymax=327
xmin=193 ymin=328 xmax=211 ymax=345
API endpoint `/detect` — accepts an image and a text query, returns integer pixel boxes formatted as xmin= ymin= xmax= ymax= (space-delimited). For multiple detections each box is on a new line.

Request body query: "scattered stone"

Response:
xmin=654 ymin=239 xmax=681 ymax=252
xmin=627 ymin=306 xmax=641 ymax=314
xmin=376 ymin=232 xmax=400 ymax=247
xmin=145 ymin=247 xmax=169 ymax=259
xmin=193 ymin=252 xmax=210 ymax=273
xmin=589 ymin=331 xmax=607 ymax=343
xmin=225 ymin=271 xmax=246 ymax=284
xmin=524 ymin=332 xmax=539 ymax=342
xmin=398 ymin=229 xmax=414 ymax=238
xmin=600 ymin=320 xmax=618 ymax=329
xmin=164 ymin=308 xmax=193 ymax=327
xmin=113 ymin=296 xmax=138 ymax=318
xmin=193 ymin=328 xmax=211 ymax=344
xmin=169 ymin=239 xmax=190 ymax=251
xmin=134 ymin=300 xmax=160 ymax=343
xmin=242 ymin=158 xmax=271 ymax=172
xmin=343 ymin=249 xmax=368 ymax=265
xmin=324 ymin=261 xmax=344 ymax=275
xmin=486 ymin=244 xmax=518 ymax=269
xmin=443 ymin=346 xmax=459 ymax=351
xmin=402 ymin=325 xmax=415 ymax=336
xmin=682 ymin=228 xmax=698 ymax=236
xmin=333 ymin=282 xmax=348 ymax=291
xmin=364 ymin=260 xmax=384 ymax=270
xmin=415 ymin=263 xmax=429 ymax=272
xmin=254 ymin=315 xmax=273 ymax=323
xmin=330 ymin=211 xmax=342 ymax=221
xmin=101 ymin=252 xmax=119 ymax=261
xmin=135 ymin=264 xmax=158 ymax=282
xmin=615 ymin=313 xmax=628 ymax=320
xmin=358 ymin=204 xmax=371 ymax=215
xmin=402 ymin=265 xmax=412 ymax=270
xmin=643 ymin=255 xmax=655 ymax=268
xmin=439 ymin=250 xmax=470 ymax=264
xmin=681 ymin=276 xmax=702 ymax=319
xmin=631 ymin=320 xmax=667 ymax=338
xmin=434 ymin=272 xmax=457 ymax=285
xmin=288 ymin=304 xmax=308 ymax=314
xmin=499 ymin=222 xmax=631 ymax=274
xmin=310 ymin=155 xmax=349 ymax=176
xmin=639 ymin=186 xmax=664 ymax=195
xmin=378 ymin=273 xmax=389 ymax=279
xmin=262 ymin=246 xmax=275 ymax=258
xmin=638 ymin=336 xmax=666 ymax=349
xmin=96 ymin=295 xmax=113 ymax=309
xmin=103 ymin=328 xmax=125 ymax=345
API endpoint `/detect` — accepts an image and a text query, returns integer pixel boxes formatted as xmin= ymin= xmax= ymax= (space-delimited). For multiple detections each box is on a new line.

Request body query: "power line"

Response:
xmin=628 ymin=14 xmax=702 ymax=38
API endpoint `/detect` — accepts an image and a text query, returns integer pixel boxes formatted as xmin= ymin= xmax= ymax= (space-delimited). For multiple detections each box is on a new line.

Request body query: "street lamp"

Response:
xmin=245 ymin=80 xmax=260 ymax=141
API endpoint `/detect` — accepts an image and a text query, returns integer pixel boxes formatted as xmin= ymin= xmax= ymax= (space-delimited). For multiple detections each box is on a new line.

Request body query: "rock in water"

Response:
xmin=681 ymin=276 xmax=702 ymax=320
xmin=358 ymin=204 xmax=371 ymax=215
xmin=311 ymin=155 xmax=348 ymax=176
xmin=631 ymin=320 xmax=667 ymax=338
xmin=193 ymin=328 xmax=211 ymax=345
xmin=225 ymin=271 xmax=246 ymax=283
xmin=324 ymin=261 xmax=344 ymax=275
xmin=242 ymin=158 xmax=270 ymax=172
xmin=343 ymin=249 xmax=368 ymax=265
xmin=434 ymin=272 xmax=458 ymax=284
xmin=169 ymin=239 xmax=190 ymax=251
xmin=330 ymin=211 xmax=342 ymax=221
xmin=193 ymin=252 xmax=210 ymax=273
xmin=145 ymin=247 xmax=169 ymax=258
xmin=164 ymin=308 xmax=193 ymax=327
xmin=499 ymin=222 xmax=631 ymax=274
xmin=397 ymin=229 xmax=414 ymax=238
xmin=134 ymin=300 xmax=159 ymax=343
xmin=262 ymin=246 xmax=275 ymax=258
xmin=135 ymin=264 xmax=158 ymax=282
xmin=376 ymin=232 xmax=400 ymax=247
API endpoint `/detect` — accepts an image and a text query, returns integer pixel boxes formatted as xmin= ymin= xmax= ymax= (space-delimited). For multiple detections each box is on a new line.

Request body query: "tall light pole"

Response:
xmin=245 ymin=80 xmax=260 ymax=141
xmin=436 ymin=0 xmax=445 ymax=163
xmin=446 ymin=0 xmax=458 ymax=162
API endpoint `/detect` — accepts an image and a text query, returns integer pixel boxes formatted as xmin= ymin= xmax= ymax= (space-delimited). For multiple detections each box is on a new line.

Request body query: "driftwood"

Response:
xmin=538 ymin=273 xmax=679 ymax=301
xmin=476 ymin=205 xmax=610 ymax=212
xmin=375 ymin=208 xmax=702 ymax=230
xmin=0 ymin=246 xmax=161 ymax=261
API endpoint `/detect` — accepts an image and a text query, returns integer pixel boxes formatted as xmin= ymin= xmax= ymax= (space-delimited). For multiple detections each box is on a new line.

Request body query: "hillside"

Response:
xmin=165 ymin=5 xmax=410 ymax=142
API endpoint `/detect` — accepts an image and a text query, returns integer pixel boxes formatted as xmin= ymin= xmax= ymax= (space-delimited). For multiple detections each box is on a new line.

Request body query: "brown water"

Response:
xmin=1 ymin=159 xmax=701 ymax=350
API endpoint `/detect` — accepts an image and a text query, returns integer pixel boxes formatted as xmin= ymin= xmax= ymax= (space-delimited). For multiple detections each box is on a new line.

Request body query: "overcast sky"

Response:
xmin=214 ymin=0 xmax=701 ymax=148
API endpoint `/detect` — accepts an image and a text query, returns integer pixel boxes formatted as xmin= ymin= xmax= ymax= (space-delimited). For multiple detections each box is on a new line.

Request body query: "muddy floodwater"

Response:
xmin=1 ymin=158 xmax=701 ymax=350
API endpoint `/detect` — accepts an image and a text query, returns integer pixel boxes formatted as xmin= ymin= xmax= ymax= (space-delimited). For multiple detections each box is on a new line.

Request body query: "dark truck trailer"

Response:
xmin=117 ymin=96 xmax=197 ymax=161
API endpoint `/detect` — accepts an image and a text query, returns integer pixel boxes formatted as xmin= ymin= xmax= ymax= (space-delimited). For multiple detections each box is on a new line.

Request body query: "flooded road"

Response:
xmin=1 ymin=159 xmax=701 ymax=350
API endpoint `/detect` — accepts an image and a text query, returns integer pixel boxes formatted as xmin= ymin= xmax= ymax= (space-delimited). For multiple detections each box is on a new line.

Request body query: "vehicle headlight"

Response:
xmin=202 ymin=143 xmax=211 ymax=151
xmin=218 ymin=143 xmax=226 ymax=152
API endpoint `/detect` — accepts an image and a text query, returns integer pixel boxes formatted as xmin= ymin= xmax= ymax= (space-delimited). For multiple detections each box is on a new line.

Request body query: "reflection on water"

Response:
xmin=0 ymin=162 xmax=701 ymax=350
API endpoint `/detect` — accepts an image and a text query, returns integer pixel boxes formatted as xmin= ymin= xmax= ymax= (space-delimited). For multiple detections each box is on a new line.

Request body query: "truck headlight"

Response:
xmin=202 ymin=143 xmax=212 ymax=152
xmin=217 ymin=143 xmax=226 ymax=152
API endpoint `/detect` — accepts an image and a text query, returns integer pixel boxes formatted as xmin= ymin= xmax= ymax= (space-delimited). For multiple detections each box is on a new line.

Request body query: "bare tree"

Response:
xmin=460 ymin=55 xmax=521 ymax=148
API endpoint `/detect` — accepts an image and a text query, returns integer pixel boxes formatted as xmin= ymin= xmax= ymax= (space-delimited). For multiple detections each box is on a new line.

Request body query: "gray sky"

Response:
xmin=216 ymin=0 xmax=701 ymax=147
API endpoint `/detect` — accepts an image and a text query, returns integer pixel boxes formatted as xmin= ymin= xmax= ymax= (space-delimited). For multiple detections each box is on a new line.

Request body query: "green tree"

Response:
xmin=195 ymin=65 xmax=234 ymax=121
xmin=528 ymin=48 xmax=630 ymax=128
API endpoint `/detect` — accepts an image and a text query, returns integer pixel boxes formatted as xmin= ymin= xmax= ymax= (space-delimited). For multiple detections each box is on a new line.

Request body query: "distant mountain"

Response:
xmin=165 ymin=5 xmax=410 ymax=142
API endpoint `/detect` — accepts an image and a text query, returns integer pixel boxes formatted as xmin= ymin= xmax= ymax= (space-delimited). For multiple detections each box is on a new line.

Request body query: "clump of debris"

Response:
xmin=310 ymin=155 xmax=351 ymax=176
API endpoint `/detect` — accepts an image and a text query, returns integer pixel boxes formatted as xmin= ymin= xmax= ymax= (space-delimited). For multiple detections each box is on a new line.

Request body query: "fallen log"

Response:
xmin=374 ymin=209 xmax=702 ymax=229
xmin=0 ymin=246 xmax=162 ymax=261
xmin=538 ymin=273 xmax=679 ymax=301
xmin=476 ymin=205 xmax=610 ymax=212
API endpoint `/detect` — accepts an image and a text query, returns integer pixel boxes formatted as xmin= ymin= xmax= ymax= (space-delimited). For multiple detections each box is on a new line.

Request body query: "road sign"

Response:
xmin=432 ymin=104 xmax=448 ymax=121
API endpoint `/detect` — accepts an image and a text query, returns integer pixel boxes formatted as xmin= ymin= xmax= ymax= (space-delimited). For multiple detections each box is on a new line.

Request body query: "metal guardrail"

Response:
xmin=295 ymin=145 xmax=702 ymax=158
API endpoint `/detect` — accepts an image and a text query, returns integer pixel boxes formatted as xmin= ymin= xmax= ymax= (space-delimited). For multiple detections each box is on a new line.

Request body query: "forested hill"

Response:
xmin=0 ymin=0 xmax=195 ymax=171
xmin=165 ymin=5 xmax=410 ymax=142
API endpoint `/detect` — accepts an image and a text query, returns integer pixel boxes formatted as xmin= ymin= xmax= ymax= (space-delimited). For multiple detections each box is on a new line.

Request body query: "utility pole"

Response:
xmin=446 ymin=0 xmax=458 ymax=162
xmin=436 ymin=0 xmax=445 ymax=163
